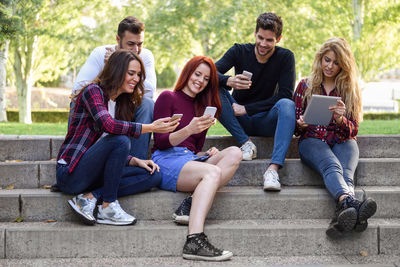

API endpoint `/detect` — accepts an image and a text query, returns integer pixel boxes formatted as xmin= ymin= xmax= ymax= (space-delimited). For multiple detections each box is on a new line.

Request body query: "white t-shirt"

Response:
xmin=72 ymin=45 xmax=156 ymax=99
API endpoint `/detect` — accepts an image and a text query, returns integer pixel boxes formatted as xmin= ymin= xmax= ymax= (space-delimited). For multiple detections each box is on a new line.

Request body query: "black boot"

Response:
xmin=326 ymin=195 xmax=357 ymax=238
xmin=353 ymin=191 xmax=377 ymax=232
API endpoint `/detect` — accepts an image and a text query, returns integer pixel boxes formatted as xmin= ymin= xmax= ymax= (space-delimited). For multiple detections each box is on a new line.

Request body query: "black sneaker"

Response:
xmin=182 ymin=232 xmax=233 ymax=261
xmin=173 ymin=196 xmax=192 ymax=225
xmin=354 ymin=193 xmax=377 ymax=232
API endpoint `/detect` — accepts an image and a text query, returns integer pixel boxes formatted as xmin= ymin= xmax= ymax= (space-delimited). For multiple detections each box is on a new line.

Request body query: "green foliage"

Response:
xmin=156 ymin=65 xmax=177 ymax=88
xmin=6 ymin=110 xmax=69 ymax=122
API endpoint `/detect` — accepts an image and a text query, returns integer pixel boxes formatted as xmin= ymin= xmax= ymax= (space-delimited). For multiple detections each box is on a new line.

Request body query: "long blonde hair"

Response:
xmin=305 ymin=37 xmax=363 ymax=122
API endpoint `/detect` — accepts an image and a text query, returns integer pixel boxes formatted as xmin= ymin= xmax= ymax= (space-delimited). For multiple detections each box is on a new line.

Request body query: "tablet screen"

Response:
xmin=303 ymin=95 xmax=341 ymax=126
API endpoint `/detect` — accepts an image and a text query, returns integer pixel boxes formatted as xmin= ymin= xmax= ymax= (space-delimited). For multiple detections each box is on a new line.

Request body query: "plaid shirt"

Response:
xmin=57 ymin=83 xmax=142 ymax=173
xmin=293 ymin=79 xmax=358 ymax=146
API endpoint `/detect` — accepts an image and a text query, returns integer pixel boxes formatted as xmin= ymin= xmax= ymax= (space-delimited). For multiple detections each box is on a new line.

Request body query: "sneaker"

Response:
xmin=353 ymin=193 xmax=377 ymax=232
xmin=263 ymin=169 xmax=281 ymax=191
xmin=97 ymin=200 xmax=137 ymax=226
xmin=173 ymin=196 xmax=192 ymax=225
xmin=68 ymin=194 xmax=97 ymax=225
xmin=183 ymin=232 xmax=233 ymax=261
xmin=240 ymin=141 xmax=257 ymax=161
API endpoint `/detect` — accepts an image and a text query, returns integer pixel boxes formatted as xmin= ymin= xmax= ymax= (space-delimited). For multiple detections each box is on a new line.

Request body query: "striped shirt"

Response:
xmin=293 ymin=79 xmax=358 ymax=146
xmin=57 ymin=83 xmax=142 ymax=173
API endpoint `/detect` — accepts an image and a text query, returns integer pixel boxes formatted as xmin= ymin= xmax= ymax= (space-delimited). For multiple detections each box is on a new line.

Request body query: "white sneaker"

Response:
xmin=240 ymin=140 xmax=257 ymax=161
xmin=97 ymin=200 xmax=137 ymax=225
xmin=68 ymin=194 xmax=97 ymax=225
xmin=263 ymin=169 xmax=281 ymax=191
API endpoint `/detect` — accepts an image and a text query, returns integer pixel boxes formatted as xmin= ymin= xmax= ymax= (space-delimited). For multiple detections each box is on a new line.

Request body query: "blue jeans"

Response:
xmin=56 ymin=135 xmax=161 ymax=202
xmin=298 ymin=138 xmax=359 ymax=201
xmin=218 ymin=88 xmax=296 ymax=167
xmin=68 ymin=97 xmax=154 ymax=160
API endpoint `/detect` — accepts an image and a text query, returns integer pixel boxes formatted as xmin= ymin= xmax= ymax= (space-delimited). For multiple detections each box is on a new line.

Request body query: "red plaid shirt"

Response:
xmin=293 ymin=79 xmax=358 ymax=146
xmin=57 ymin=83 xmax=142 ymax=173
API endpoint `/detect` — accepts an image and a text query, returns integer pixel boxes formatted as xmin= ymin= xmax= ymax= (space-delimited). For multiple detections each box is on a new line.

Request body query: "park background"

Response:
xmin=0 ymin=0 xmax=400 ymax=135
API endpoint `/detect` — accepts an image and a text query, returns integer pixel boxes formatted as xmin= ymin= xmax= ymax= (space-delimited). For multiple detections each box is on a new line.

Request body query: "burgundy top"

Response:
xmin=293 ymin=78 xmax=358 ymax=146
xmin=152 ymin=90 xmax=207 ymax=153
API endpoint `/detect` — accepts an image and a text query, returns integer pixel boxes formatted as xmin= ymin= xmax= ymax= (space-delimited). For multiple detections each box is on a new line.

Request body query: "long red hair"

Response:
xmin=174 ymin=56 xmax=221 ymax=117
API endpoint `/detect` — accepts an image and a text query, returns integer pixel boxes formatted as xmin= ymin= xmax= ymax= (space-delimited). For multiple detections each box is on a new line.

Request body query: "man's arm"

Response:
xmin=216 ymin=44 xmax=251 ymax=90
xmin=140 ymin=49 xmax=156 ymax=99
xmin=244 ymin=51 xmax=296 ymax=115
xmin=72 ymin=46 xmax=106 ymax=95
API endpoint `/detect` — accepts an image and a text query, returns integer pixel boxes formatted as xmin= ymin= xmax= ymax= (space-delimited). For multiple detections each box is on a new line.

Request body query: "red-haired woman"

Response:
xmin=152 ymin=56 xmax=242 ymax=261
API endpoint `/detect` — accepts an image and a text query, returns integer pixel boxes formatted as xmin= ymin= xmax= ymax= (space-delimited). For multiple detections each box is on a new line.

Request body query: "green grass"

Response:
xmin=0 ymin=120 xmax=399 ymax=136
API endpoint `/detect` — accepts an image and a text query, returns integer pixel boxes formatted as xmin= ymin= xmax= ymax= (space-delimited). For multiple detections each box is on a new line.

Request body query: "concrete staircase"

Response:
xmin=0 ymin=135 xmax=399 ymax=263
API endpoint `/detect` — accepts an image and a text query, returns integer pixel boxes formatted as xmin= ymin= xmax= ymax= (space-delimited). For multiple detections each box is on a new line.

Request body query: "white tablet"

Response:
xmin=303 ymin=95 xmax=341 ymax=126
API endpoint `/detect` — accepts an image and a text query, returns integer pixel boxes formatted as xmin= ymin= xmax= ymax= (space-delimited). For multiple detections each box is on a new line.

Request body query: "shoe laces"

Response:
xmin=195 ymin=233 xmax=222 ymax=254
xmin=108 ymin=200 xmax=125 ymax=218
xmin=240 ymin=141 xmax=254 ymax=152
xmin=265 ymin=169 xmax=279 ymax=183
xmin=80 ymin=196 xmax=96 ymax=213
xmin=176 ymin=196 xmax=192 ymax=215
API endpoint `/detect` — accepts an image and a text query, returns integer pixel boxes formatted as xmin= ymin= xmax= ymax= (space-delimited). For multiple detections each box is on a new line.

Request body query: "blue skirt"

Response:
xmin=152 ymin=147 xmax=200 ymax=192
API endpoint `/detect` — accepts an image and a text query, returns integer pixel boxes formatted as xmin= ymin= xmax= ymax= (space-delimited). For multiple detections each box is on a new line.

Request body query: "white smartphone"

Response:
xmin=203 ymin=106 xmax=217 ymax=118
xmin=171 ymin=113 xmax=183 ymax=121
xmin=242 ymin=70 xmax=253 ymax=80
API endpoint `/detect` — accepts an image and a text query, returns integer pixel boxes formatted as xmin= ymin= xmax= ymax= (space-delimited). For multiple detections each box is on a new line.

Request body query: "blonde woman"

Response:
xmin=293 ymin=37 xmax=377 ymax=238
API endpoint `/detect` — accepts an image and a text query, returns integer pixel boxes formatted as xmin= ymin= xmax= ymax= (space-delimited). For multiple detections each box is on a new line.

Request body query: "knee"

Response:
xmin=111 ymin=135 xmax=131 ymax=152
xmin=149 ymin=171 xmax=162 ymax=187
xmin=204 ymin=165 xmax=222 ymax=186
xmin=135 ymin=97 xmax=154 ymax=123
xmin=276 ymin=98 xmax=295 ymax=117
xmin=226 ymin=146 xmax=243 ymax=164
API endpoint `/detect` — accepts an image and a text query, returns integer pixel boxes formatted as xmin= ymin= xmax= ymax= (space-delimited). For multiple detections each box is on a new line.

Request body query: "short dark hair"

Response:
xmin=117 ymin=16 xmax=145 ymax=38
xmin=256 ymin=12 xmax=283 ymax=38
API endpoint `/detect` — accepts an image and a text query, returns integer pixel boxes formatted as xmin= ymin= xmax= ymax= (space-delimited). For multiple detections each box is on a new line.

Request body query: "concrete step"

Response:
xmin=1 ymin=135 xmax=400 ymax=161
xmin=0 ymin=186 xmax=398 ymax=222
xmin=1 ymin=255 xmax=400 ymax=266
xmin=1 ymin=218 xmax=399 ymax=259
xmin=1 ymin=158 xmax=400 ymax=189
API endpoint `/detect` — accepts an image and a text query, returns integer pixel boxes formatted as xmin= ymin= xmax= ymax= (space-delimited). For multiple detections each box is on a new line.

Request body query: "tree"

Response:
xmin=0 ymin=0 xmax=18 ymax=122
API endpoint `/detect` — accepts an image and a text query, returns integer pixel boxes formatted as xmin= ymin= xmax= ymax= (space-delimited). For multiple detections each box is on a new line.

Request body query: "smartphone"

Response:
xmin=242 ymin=70 xmax=253 ymax=80
xmin=203 ymin=106 xmax=217 ymax=118
xmin=171 ymin=114 xmax=183 ymax=121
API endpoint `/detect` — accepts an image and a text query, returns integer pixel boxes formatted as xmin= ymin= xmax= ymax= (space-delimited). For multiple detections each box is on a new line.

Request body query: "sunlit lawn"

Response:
xmin=1 ymin=120 xmax=399 ymax=136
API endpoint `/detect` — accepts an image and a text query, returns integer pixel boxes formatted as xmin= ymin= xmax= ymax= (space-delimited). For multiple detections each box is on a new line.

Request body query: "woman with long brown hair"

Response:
xmin=293 ymin=37 xmax=377 ymax=238
xmin=152 ymin=56 xmax=242 ymax=261
xmin=56 ymin=50 xmax=178 ymax=226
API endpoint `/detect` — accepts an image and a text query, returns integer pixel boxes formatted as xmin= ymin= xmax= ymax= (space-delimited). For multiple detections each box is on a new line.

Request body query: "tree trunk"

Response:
xmin=0 ymin=40 xmax=10 ymax=122
xmin=12 ymin=34 xmax=36 ymax=124
xmin=352 ymin=0 xmax=363 ymax=40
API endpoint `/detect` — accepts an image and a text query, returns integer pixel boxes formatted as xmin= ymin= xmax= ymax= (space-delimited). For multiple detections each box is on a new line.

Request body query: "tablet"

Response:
xmin=303 ymin=95 xmax=341 ymax=126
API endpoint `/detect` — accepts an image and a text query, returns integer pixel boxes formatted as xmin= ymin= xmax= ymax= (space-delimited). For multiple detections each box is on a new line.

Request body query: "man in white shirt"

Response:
xmin=70 ymin=16 xmax=156 ymax=159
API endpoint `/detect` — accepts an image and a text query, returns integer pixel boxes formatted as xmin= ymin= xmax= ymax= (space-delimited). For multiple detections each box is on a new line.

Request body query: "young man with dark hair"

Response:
xmin=216 ymin=12 xmax=296 ymax=191
xmin=70 ymin=16 xmax=156 ymax=160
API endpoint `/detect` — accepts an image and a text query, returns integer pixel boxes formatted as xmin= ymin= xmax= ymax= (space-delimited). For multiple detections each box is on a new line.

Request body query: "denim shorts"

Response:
xmin=152 ymin=147 xmax=200 ymax=192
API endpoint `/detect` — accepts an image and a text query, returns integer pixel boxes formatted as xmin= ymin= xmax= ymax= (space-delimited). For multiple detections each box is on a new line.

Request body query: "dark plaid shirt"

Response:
xmin=57 ymin=83 xmax=142 ymax=173
xmin=293 ymin=79 xmax=358 ymax=146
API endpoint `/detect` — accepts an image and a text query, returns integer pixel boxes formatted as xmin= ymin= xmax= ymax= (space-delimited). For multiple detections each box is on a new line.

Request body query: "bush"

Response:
xmin=5 ymin=110 xmax=400 ymax=123
xmin=7 ymin=110 xmax=69 ymax=123
xmin=156 ymin=65 xmax=177 ymax=88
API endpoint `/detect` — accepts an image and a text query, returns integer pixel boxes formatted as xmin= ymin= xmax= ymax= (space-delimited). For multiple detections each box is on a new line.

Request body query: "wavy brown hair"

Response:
xmin=94 ymin=50 xmax=145 ymax=121
xmin=174 ymin=56 xmax=221 ymax=117
xmin=306 ymin=37 xmax=363 ymax=122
